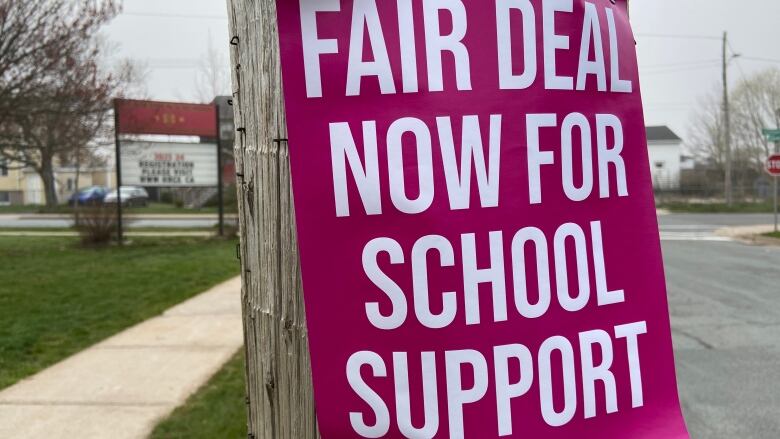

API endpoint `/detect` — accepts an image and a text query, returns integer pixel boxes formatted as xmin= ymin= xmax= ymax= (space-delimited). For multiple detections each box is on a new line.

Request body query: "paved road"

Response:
xmin=657 ymin=214 xmax=780 ymax=438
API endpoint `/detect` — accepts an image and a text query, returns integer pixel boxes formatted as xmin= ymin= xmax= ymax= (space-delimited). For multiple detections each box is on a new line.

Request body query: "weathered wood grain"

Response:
xmin=226 ymin=0 xmax=320 ymax=437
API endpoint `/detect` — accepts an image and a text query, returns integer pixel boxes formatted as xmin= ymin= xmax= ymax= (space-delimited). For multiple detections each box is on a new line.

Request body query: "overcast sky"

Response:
xmin=105 ymin=0 xmax=780 ymax=149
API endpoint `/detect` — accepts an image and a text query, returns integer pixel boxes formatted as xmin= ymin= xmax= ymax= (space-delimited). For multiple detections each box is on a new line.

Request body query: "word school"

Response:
xmin=300 ymin=0 xmax=633 ymax=97
xmin=361 ymin=220 xmax=625 ymax=330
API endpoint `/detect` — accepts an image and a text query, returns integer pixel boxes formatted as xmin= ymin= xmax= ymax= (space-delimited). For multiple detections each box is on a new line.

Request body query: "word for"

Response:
xmin=331 ymin=113 xmax=627 ymax=217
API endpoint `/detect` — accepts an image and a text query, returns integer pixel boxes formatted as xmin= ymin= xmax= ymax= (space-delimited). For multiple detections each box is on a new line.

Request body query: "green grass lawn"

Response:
xmin=151 ymin=351 xmax=247 ymax=439
xmin=764 ymin=231 xmax=780 ymax=239
xmin=0 ymin=236 xmax=239 ymax=390
xmin=658 ymin=201 xmax=776 ymax=214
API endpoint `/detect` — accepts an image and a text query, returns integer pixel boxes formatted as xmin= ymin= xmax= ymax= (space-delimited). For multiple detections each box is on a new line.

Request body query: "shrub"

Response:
xmin=221 ymin=221 xmax=239 ymax=240
xmin=204 ymin=184 xmax=239 ymax=213
xmin=74 ymin=206 xmax=118 ymax=246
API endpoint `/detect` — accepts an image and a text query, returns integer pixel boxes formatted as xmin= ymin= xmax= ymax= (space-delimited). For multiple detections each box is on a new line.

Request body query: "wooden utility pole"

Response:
xmin=225 ymin=1 xmax=636 ymax=437
xmin=722 ymin=31 xmax=733 ymax=206
xmin=226 ymin=0 xmax=319 ymax=438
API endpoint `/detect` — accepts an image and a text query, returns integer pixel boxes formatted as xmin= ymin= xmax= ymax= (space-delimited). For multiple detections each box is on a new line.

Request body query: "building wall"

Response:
xmin=23 ymin=173 xmax=44 ymax=205
xmin=647 ymin=141 xmax=682 ymax=190
xmin=0 ymin=160 xmax=25 ymax=205
xmin=22 ymin=169 xmax=104 ymax=205
xmin=0 ymin=159 xmax=115 ymax=205
xmin=53 ymin=170 xmax=96 ymax=202
xmin=91 ymin=169 xmax=116 ymax=189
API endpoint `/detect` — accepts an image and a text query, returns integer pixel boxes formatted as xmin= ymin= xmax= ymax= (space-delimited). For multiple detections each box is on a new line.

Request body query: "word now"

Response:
xmin=362 ymin=220 xmax=623 ymax=330
xmin=301 ymin=0 xmax=632 ymax=97
xmin=347 ymin=321 xmax=647 ymax=438
xmin=332 ymin=113 xmax=628 ymax=217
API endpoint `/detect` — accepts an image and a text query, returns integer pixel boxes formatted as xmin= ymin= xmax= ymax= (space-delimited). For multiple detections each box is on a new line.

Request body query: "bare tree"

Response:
xmin=688 ymin=67 xmax=780 ymax=195
xmin=194 ymin=32 xmax=231 ymax=103
xmin=0 ymin=0 xmax=128 ymax=207
xmin=731 ymin=69 xmax=780 ymax=167
xmin=689 ymin=86 xmax=725 ymax=168
xmin=0 ymin=1 xmax=119 ymax=124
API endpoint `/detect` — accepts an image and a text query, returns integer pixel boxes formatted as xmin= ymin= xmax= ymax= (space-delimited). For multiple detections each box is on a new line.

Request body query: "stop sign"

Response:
xmin=767 ymin=154 xmax=780 ymax=176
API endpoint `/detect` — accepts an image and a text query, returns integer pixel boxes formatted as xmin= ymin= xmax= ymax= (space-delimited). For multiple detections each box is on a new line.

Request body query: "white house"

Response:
xmin=646 ymin=126 xmax=683 ymax=190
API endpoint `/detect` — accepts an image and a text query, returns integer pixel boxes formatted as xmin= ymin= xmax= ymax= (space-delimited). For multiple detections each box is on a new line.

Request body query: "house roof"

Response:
xmin=646 ymin=126 xmax=682 ymax=142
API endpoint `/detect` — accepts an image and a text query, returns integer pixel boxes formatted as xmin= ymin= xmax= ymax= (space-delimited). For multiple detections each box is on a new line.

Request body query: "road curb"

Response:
xmin=715 ymin=225 xmax=780 ymax=246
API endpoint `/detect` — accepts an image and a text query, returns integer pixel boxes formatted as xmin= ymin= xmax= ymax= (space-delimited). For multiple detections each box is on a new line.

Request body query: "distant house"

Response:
xmin=0 ymin=158 xmax=114 ymax=206
xmin=0 ymin=158 xmax=23 ymax=205
xmin=646 ymin=126 xmax=683 ymax=190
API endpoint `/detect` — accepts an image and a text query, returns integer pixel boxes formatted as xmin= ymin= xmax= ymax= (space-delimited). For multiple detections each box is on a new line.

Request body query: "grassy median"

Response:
xmin=658 ymin=201 xmax=775 ymax=213
xmin=0 ymin=236 xmax=239 ymax=390
xmin=151 ymin=351 xmax=247 ymax=438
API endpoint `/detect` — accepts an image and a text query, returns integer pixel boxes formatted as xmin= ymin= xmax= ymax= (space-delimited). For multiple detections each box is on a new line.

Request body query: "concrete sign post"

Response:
xmin=228 ymin=0 xmax=688 ymax=438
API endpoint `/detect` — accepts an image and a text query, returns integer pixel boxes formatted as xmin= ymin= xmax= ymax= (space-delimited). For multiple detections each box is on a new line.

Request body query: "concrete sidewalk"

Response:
xmin=0 ymin=277 xmax=244 ymax=439
xmin=716 ymin=224 xmax=779 ymax=245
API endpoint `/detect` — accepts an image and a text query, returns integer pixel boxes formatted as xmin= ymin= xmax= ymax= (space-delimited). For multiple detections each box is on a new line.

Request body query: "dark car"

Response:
xmin=68 ymin=186 xmax=108 ymax=206
xmin=103 ymin=186 xmax=150 ymax=207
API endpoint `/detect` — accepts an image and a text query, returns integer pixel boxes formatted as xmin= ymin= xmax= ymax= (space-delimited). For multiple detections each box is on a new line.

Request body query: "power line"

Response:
xmin=733 ymin=58 xmax=750 ymax=84
xmin=635 ymin=32 xmax=721 ymax=41
xmin=643 ymin=107 xmax=691 ymax=113
xmin=144 ymin=58 xmax=202 ymax=65
xmin=147 ymin=65 xmax=200 ymax=70
xmin=122 ymin=11 xmax=228 ymax=20
xmin=641 ymin=59 xmax=721 ymax=71
xmin=741 ymin=56 xmax=780 ymax=65
xmin=641 ymin=63 xmax=721 ymax=76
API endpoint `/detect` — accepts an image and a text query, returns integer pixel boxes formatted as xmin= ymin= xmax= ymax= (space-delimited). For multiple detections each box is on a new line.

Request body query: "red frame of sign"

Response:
xmin=115 ymin=99 xmax=218 ymax=137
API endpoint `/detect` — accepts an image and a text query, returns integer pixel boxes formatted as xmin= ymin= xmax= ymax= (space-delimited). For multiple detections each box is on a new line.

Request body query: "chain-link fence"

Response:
xmin=655 ymin=168 xmax=778 ymax=209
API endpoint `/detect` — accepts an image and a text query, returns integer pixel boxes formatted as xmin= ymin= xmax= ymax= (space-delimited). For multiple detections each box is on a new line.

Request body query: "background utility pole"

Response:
xmin=226 ymin=0 xmax=319 ymax=438
xmin=722 ymin=31 xmax=733 ymax=206
xmin=774 ymin=108 xmax=779 ymax=233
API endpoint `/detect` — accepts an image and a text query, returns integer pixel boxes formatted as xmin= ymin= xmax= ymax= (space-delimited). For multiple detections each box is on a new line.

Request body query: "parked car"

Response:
xmin=103 ymin=186 xmax=150 ymax=207
xmin=68 ymin=186 xmax=108 ymax=206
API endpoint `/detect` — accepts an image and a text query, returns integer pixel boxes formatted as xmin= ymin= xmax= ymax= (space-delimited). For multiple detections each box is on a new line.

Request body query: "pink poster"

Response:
xmin=275 ymin=0 xmax=689 ymax=437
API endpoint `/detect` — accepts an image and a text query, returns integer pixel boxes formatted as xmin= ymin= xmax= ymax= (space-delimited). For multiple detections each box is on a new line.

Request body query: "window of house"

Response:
xmin=0 ymin=159 xmax=7 ymax=177
xmin=67 ymin=178 xmax=74 ymax=191
xmin=0 ymin=192 xmax=9 ymax=205
xmin=655 ymin=161 xmax=665 ymax=169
